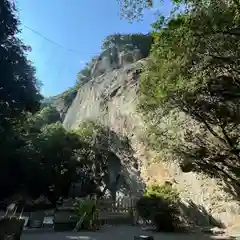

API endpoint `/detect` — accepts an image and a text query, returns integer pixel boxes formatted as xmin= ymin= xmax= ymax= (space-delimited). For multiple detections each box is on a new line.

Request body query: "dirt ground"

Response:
xmin=21 ymin=225 xmax=238 ymax=240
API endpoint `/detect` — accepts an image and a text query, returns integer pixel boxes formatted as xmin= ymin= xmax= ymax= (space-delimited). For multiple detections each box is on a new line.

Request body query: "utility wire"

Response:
xmin=22 ymin=24 xmax=83 ymax=91
xmin=22 ymin=24 xmax=83 ymax=56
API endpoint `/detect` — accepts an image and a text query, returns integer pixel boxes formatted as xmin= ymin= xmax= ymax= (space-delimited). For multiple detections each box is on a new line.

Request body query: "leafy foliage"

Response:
xmin=139 ymin=0 xmax=240 ymax=194
xmin=145 ymin=183 xmax=180 ymax=202
xmin=102 ymin=33 xmax=153 ymax=58
xmin=136 ymin=183 xmax=180 ymax=232
xmin=0 ymin=0 xmax=42 ymax=201
xmin=75 ymin=121 xmax=104 ymax=144
xmin=27 ymin=106 xmax=61 ymax=133
xmin=0 ymin=0 xmax=41 ymax=130
xmin=0 ymin=116 xmax=114 ymax=202
xmin=73 ymin=198 xmax=99 ymax=230
xmin=117 ymin=0 xmax=153 ymax=21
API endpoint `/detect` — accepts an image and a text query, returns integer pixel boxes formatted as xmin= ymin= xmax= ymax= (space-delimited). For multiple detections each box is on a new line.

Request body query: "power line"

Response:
xmin=22 ymin=24 xmax=83 ymax=56
xmin=22 ymin=24 xmax=83 ymax=92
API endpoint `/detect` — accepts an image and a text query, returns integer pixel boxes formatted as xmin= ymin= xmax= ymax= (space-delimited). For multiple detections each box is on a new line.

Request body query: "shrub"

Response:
xmin=145 ymin=182 xmax=180 ymax=202
xmin=73 ymin=197 xmax=99 ymax=230
xmin=136 ymin=183 xmax=180 ymax=232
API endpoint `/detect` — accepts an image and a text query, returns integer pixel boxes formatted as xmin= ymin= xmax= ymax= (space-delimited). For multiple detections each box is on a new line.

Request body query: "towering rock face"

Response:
xmin=43 ymin=34 xmax=153 ymax=120
xmin=64 ymin=60 xmax=146 ymax=198
xmin=62 ymin=34 xmax=240 ymax=228
xmin=90 ymin=46 xmax=143 ymax=78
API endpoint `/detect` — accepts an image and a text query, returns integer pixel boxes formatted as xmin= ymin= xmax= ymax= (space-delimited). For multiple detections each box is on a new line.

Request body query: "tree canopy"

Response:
xmin=0 ymin=0 xmax=42 ymax=200
xmin=0 ymin=0 xmax=41 ymax=131
xmin=139 ymin=0 xmax=240 ymax=194
xmin=101 ymin=33 xmax=153 ymax=58
xmin=117 ymin=0 xmax=153 ymax=21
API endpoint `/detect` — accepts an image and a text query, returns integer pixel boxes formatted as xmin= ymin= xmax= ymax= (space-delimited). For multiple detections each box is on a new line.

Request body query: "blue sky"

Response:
xmin=17 ymin=0 xmax=173 ymax=97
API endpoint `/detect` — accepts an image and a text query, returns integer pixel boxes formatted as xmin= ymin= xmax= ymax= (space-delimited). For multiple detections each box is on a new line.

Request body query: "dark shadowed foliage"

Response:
xmin=136 ymin=184 xmax=224 ymax=232
xmin=174 ymin=76 xmax=240 ymax=198
xmin=136 ymin=183 xmax=181 ymax=232
xmin=0 ymin=0 xmax=41 ymax=128
xmin=0 ymin=0 xmax=42 ymax=201
xmin=139 ymin=0 xmax=240 ymax=199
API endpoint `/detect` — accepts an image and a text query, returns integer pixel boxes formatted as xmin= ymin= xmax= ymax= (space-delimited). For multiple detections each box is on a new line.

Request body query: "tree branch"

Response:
xmin=221 ymin=125 xmax=240 ymax=160
xmin=193 ymin=111 xmax=228 ymax=146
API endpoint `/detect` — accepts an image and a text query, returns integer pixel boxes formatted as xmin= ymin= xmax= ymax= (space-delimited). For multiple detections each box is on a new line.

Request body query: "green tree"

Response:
xmin=101 ymin=34 xmax=153 ymax=58
xmin=27 ymin=106 xmax=61 ymax=133
xmin=0 ymin=0 xmax=41 ymax=200
xmin=117 ymin=0 xmax=153 ymax=21
xmin=139 ymin=0 xmax=240 ymax=192
xmin=0 ymin=0 xmax=41 ymax=131
xmin=31 ymin=123 xmax=83 ymax=198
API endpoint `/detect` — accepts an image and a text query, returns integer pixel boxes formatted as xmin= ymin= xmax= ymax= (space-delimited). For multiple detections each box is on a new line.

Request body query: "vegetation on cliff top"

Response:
xmin=43 ymin=33 xmax=153 ymax=111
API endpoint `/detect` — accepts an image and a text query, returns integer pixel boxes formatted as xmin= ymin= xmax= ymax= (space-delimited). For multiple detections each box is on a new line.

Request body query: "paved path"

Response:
xmin=21 ymin=226 xmax=237 ymax=240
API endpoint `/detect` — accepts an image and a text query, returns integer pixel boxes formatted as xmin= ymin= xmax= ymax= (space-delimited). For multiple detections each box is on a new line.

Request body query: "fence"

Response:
xmin=57 ymin=196 xmax=138 ymax=213
xmin=11 ymin=196 xmax=140 ymax=228
xmin=97 ymin=197 xmax=139 ymax=224
xmin=98 ymin=197 xmax=137 ymax=212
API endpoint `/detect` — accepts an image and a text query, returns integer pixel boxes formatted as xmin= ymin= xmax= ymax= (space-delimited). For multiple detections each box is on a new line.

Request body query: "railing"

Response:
xmin=16 ymin=196 xmax=140 ymax=228
xmin=98 ymin=197 xmax=137 ymax=213
xmin=57 ymin=197 xmax=138 ymax=213
xmin=97 ymin=197 xmax=139 ymax=224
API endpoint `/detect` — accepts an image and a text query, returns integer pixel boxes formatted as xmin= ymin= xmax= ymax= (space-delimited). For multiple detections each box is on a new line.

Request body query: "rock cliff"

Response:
xmin=43 ymin=34 xmax=152 ymax=121
xmin=64 ymin=60 xmax=147 ymax=197
xmin=60 ymin=34 xmax=240 ymax=228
